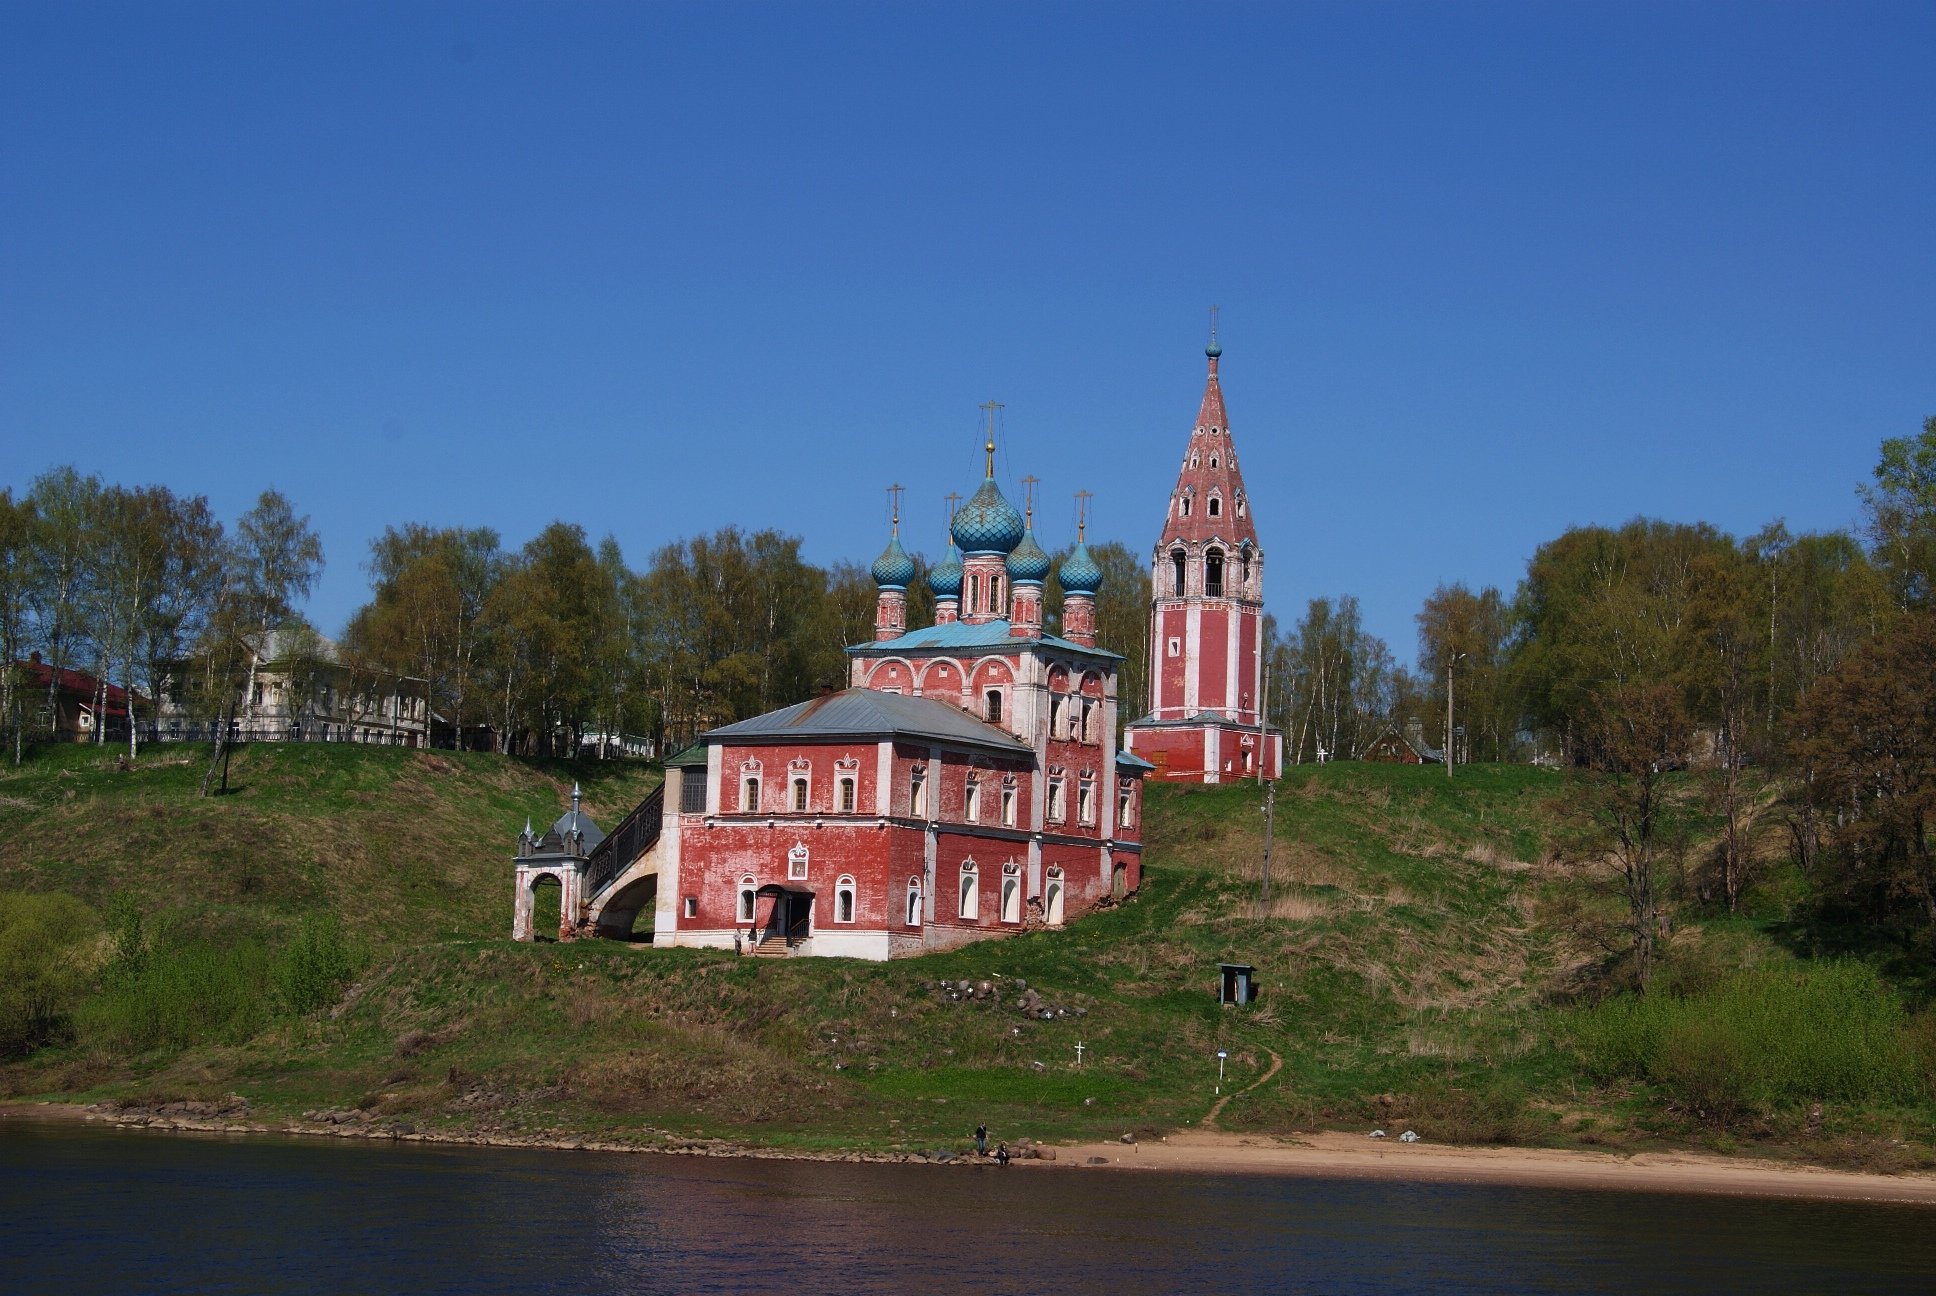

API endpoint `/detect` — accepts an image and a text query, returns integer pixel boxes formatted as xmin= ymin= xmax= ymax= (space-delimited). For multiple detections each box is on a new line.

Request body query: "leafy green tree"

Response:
xmin=0 ymin=491 xmax=31 ymax=763
xmin=24 ymin=467 xmax=104 ymax=736
xmin=200 ymin=491 xmax=324 ymax=796
xmin=1860 ymin=415 xmax=1936 ymax=611
xmin=1416 ymin=582 xmax=1512 ymax=762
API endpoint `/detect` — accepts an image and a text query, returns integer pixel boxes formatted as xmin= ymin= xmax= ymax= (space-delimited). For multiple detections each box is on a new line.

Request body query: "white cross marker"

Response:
xmin=1074 ymin=1041 xmax=1086 ymax=1067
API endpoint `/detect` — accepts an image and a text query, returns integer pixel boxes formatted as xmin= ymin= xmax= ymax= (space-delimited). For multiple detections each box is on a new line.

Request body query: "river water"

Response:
xmin=4 ymin=1123 xmax=1932 ymax=1294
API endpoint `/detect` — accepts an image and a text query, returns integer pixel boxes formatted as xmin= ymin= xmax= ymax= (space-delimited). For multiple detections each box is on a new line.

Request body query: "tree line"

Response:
xmin=0 ymin=470 xmax=322 ymax=784
xmin=1263 ymin=417 xmax=1936 ymax=981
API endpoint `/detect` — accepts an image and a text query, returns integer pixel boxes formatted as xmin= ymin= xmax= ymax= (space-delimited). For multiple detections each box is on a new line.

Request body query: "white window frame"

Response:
xmin=1000 ymin=864 xmax=1021 ymax=923
xmin=906 ymin=877 xmax=923 ymax=927
xmin=683 ymin=896 xmax=697 ymax=919
xmin=964 ymin=775 xmax=981 ymax=824
xmin=1050 ymin=693 xmax=1067 ymax=740
xmin=959 ymin=861 xmax=979 ymax=920
xmin=791 ymin=775 xmax=809 ymax=813
xmin=741 ymin=776 xmax=761 ymax=813
xmin=1078 ymin=777 xmax=1096 ymax=826
xmin=737 ymin=877 xmax=757 ymax=923
xmin=837 ymin=774 xmax=857 ymax=813
xmin=1000 ymin=781 xmax=1017 ymax=827
xmin=835 ymin=875 xmax=856 ymax=924
xmin=1047 ymin=777 xmax=1065 ymax=824
xmin=910 ymin=765 xmax=928 ymax=818
xmin=1118 ymin=781 xmax=1136 ymax=829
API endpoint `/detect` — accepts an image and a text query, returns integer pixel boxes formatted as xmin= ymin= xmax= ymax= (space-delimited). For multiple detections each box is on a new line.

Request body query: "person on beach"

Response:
xmin=976 ymin=1122 xmax=988 ymax=1156
xmin=995 ymin=1143 xmax=1010 ymax=1167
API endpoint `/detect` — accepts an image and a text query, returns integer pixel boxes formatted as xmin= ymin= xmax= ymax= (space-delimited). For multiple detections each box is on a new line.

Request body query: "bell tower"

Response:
xmin=1125 ymin=322 xmax=1281 ymax=782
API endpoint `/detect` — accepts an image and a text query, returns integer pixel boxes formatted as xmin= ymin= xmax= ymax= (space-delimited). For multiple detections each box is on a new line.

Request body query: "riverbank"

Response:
xmin=11 ymin=1101 xmax=1936 ymax=1206
xmin=1050 ymin=1130 xmax=1936 ymax=1204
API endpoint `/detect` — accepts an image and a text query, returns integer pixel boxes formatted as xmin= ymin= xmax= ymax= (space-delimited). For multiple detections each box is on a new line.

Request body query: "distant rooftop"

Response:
xmin=705 ymin=688 xmax=1032 ymax=757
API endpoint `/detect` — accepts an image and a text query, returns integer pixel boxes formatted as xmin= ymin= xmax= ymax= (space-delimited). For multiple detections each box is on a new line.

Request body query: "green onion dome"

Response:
xmin=1058 ymin=540 xmax=1103 ymax=596
xmin=871 ymin=535 xmax=916 ymax=590
xmin=950 ymin=478 xmax=1026 ymax=555
xmin=928 ymin=544 xmax=964 ymax=598
xmin=1006 ymin=528 xmax=1051 ymax=585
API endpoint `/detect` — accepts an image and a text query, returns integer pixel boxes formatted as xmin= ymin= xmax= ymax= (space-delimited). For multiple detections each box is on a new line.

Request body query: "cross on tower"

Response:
xmin=1021 ymin=474 xmax=1039 ymax=528
xmin=887 ymin=483 xmax=904 ymax=536
xmin=1074 ymin=489 xmax=1093 ymax=541
xmin=979 ymin=400 xmax=1004 ymax=476
xmin=944 ymin=491 xmax=962 ymax=526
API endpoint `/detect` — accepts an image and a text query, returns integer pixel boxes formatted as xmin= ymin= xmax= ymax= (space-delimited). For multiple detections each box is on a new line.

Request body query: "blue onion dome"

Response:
xmin=1007 ymin=528 xmax=1051 ymax=584
xmin=871 ymin=535 xmax=916 ymax=590
xmin=951 ymin=478 xmax=1026 ymax=555
xmin=1206 ymin=336 xmax=1222 ymax=359
xmin=1058 ymin=540 xmax=1103 ymax=596
xmin=928 ymin=543 xmax=964 ymax=598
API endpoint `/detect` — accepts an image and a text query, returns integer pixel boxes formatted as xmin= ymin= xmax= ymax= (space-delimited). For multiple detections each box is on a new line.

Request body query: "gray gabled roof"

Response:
xmin=704 ymin=688 xmax=1031 ymax=758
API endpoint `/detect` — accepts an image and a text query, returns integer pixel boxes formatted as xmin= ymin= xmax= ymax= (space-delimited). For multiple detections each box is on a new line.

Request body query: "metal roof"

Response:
xmin=705 ymin=688 xmax=1032 ymax=757
xmin=1116 ymin=750 xmax=1157 ymax=771
xmin=663 ymin=743 xmax=709 ymax=768
xmin=849 ymin=618 xmax=1124 ymax=661
xmin=549 ymin=808 xmax=606 ymax=851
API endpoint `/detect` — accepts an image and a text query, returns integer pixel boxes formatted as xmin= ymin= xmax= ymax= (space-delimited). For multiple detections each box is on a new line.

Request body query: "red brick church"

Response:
xmin=515 ymin=338 xmax=1275 ymax=957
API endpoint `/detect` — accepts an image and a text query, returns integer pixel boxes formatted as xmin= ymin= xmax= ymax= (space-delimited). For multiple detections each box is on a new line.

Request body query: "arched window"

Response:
xmin=1118 ymin=780 xmax=1136 ymax=829
xmin=1240 ymin=546 xmax=1252 ymax=590
xmin=1210 ymin=455 xmax=1219 ymax=468
xmin=1000 ymin=779 xmax=1017 ymax=826
xmin=837 ymin=775 xmax=856 ymax=813
xmin=1049 ymin=692 xmax=1067 ymax=739
xmin=835 ymin=875 xmax=856 ymax=923
xmin=1045 ymin=866 xmax=1065 ymax=926
xmin=910 ymin=765 xmax=927 ymax=817
xmin=964 ymin=774 xmax=981 ymax=823
xmin=984 ymin=689 xmax=1003 ymax=724
xmin=1047 ymin=776 xmax=1066 ymax=823
xmin=1171 ymin=551 xmax=1186 ymax=596
xmin=1078 ymin=775 xmax=1096 ymax=825
xmin=1080 ymin=698 xmax=1096 ymax=744
xmin=906 ymin=876 xmax=923 ymax=927
xmin=1205 ymin=548 xmax=1224 ymax=598
xmin=1208 ymin=495 xmax=1221 ymax=518
xmin=1180 ymin=496 xmax=1192 ymax=518
xmin=741 ymin=776 xmax=761 ymax=812
xmin=968 ymin=572 xmax=981 ymax=612
xmin=737 ymin=877 xmax=756 ymax=923
xmin=1001 ymin=863 xmax=1021 ymax=923
xmin=791 ymin=776 xmax=808 ymax=812
xmin=959 ymin=861 xmax=979 ymax=920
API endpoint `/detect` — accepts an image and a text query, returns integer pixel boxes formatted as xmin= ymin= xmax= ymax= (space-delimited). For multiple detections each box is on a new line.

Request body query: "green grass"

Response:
xmin=3 ymin=744 xmax=1934 ymax=1171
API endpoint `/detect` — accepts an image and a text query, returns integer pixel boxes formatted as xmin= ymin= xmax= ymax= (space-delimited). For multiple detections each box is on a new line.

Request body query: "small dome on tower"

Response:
xmin=871 ymin=535 xmax=916 ymax=590
xmin=1007 ymin=528 xmax=1051 ymax=584
xmin=1206 ymin=337 xmax=1222 ymax=359
xmin=951 ymin=478 xmax=1026 ymax=555
xmin=928 ymin=544 xmax=964 ymax=598
xmin=1058 ymin=541 xmax=1103 ymax=596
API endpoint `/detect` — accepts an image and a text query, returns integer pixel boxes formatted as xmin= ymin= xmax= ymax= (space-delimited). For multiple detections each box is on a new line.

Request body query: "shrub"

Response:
xmin=78 ymin=931 xmax=273 ymax=1054
xmin=1570 ymin=962 xmax=1922 ymax=1119
xmin=272 ymin=915 xmax=356 ymax=1016
xmin=0 ymin=891 xmax=101 ymax=1057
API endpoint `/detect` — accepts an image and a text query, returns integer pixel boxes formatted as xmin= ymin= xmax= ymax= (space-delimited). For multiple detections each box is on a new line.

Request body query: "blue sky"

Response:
xmin=4 ymin=2 xmax=1931 ymax=663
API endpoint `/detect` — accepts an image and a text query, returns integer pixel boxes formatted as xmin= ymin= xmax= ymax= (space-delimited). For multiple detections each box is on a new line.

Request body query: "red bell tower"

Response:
xmin=1124 ymin=325 xmax=1282 ymax=782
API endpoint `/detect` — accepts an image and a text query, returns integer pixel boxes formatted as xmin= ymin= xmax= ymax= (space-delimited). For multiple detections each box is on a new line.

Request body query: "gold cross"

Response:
xmin=1074 ymin=490 xmax=1092 ymax=541
xmin=1021 ymin=474 xmax=1039 ymax=528
xmin=887 ymin=484 xmax=904 ymax=535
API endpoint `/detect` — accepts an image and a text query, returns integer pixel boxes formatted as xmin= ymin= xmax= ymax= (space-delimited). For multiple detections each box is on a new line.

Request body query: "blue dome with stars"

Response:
xmin=928 ymin=544 xmax=964 ymax=598
xmin=871 ymin=535 xmax=916 ymax=590
xmin=951 ymin=478 xmax=1026 ymax=555
xmin=1058 ymin=541 xmax=1103 ymax=596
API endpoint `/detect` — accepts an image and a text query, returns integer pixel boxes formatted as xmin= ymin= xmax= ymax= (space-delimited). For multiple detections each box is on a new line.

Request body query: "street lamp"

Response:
xmin=1446 ymin=651 xmax=1468 ymax=780
xmin=1215 ymin=1049 xmax=1228 ymax=1095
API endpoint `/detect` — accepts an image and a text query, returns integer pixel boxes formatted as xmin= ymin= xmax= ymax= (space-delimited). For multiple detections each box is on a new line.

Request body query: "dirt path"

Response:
xmin=1202 ymin=1047 xmax=1282 ymax=1129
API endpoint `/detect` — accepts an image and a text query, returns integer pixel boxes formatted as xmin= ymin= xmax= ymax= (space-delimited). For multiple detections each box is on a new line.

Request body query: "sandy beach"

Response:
xmin=9 ymin=1102 xmax=1936 ymax=1205
xmin=1042 ymin=1129 xmax=1936 ymax=1204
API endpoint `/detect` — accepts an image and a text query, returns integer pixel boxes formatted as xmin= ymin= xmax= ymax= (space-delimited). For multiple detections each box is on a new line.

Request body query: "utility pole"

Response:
xmin=1445 ymin=651 xmax=1467 ymax=779
xmin=1259 ymin=662 xmax=1275 ymax=908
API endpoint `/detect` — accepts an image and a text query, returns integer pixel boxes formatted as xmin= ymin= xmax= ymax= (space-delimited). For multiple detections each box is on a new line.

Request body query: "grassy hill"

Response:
xmin=2 ymin=744 xmax=1932 ymax=1170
